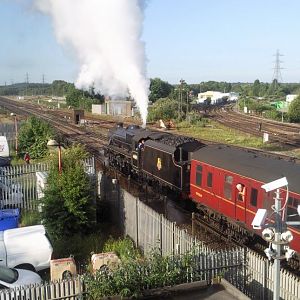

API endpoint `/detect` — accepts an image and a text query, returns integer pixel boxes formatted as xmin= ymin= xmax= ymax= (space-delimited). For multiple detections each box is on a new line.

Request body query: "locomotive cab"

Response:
xmin=174 ymin=141 xmax=203 ymax=163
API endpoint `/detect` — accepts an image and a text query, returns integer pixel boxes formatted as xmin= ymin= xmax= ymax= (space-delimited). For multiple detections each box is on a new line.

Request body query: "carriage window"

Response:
xmin=196 ymin=165 xmax=202 ymax=186
xmin=293 ymin=198 xmax=300 ymax=208
xmin=236 ymin=183 xmax=245 ymax=202
xmin=207 ymin=172 xmax=213 ymax=188
xmin=288 ymin=196 xmax=300 ymax=209
xmin=224 ymin=175 xmax=233 ymax=200
xmin=250 ymin=188 xmax=258 ymax=207
xmin=287 ymin=196 xmax=300 ymax=229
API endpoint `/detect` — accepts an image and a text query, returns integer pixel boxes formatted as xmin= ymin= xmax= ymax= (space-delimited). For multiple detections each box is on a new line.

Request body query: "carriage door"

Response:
xmin=235 ymin=180 xmax=247 ymax=222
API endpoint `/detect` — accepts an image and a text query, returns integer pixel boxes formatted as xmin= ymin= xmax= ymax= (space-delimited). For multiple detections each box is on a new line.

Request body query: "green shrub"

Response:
xmin=41 ymin=145 xmax=95 ymax=240
xmin=147 ymin=98 xmax=178 ymax=122
xmin=84 ymin=249 xmax=204 ymax=298
xmin=103 ymin=237 xmax=141 ymax=260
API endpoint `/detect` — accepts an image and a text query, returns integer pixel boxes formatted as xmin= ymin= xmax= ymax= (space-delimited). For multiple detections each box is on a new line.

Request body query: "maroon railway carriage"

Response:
xmin=190 ymin=144 xmax=300 ymax=253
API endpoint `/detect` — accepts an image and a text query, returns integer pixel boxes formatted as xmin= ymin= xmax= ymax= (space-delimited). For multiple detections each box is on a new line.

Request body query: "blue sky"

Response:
xmin=1 ymin=0 xmax=300 ymax=85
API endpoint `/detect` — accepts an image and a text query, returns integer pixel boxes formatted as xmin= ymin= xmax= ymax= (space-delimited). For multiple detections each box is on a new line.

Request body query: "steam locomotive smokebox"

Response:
xmin=91 ymin=252 xmax=120 ymax=273
xmin=73 ymin=109 xmax=84 ymax=124
xmin=50 ymin=257 xmax=77 ymax=281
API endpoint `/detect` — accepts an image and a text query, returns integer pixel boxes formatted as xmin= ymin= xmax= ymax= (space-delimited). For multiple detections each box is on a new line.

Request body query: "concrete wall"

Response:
xmin=92 ymin=104 xmax=105 ymax=115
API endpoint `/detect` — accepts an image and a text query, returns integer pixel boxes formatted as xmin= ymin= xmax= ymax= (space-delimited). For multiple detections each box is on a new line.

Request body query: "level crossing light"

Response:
xmin=252 ymin=177 xmax=300 ymax=300
xmin=47 ymin=139 xmax=62 ymax=175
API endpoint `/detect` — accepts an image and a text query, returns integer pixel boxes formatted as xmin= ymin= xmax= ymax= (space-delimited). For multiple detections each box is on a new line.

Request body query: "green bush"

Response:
xmin=147 ymin=98 xmax=178 ymax=122
xmin=41 ymin=145 xmax=95 ymax=240
xmin=84 ymin=249 xmax=203 ymax=298
xmin=17 ymin=116 xmax=54 ymax=159
xmin=103 ymin=237 xmax=141 ymax=260
xmin=288 ymin=96 xmax=300 ymax=123
xmin=264 ymin=109 xmax=284 ymax=121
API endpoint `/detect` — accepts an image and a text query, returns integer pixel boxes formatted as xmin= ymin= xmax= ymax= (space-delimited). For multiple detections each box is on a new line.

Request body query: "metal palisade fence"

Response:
xmin=0 ymin=277 xmax=86 ymax=300
xmin=0 ymin=122 xmax=19 ymax=152
xmin=0 ymin=163 xmax=49 ymax=210
xmin=107 ymin=184 xmax=300 ymax=300
xmin=0 ymin=157 xmax=96 ymax=210
xmin=246 ymin=251 xmax=300 ymax=300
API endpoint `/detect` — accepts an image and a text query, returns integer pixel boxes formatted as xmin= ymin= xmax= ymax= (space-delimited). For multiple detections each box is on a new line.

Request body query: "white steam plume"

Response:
xmin=34 ymin=0 xmax=149 ymax=126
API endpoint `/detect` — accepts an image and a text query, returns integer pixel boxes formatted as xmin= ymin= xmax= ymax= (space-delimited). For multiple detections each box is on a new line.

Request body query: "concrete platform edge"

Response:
xmin=220 ymin=279 xmax=251 ymax=300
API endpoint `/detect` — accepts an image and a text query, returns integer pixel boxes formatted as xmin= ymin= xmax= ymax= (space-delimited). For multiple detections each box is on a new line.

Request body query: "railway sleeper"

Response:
xmin=195 ymin=204 xmax=255 ymax=246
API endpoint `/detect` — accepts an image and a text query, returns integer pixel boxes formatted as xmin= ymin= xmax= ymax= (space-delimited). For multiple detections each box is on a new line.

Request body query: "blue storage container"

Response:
xmin=0 ymin=209 xmax=19 ymax=230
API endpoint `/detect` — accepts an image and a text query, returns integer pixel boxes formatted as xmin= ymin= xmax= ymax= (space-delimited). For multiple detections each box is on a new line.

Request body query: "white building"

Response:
xmin=286 ymin=94 xmax=298 ymax=103
xmin=92 ymin=104 xmax=106 ymax=115
xmin=228 ymin=92 xmax=239 ymax=101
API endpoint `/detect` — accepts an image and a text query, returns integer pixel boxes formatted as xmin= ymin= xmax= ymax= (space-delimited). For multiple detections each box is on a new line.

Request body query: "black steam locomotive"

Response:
xmin=106 ymin=123 xmax=204 ymax=193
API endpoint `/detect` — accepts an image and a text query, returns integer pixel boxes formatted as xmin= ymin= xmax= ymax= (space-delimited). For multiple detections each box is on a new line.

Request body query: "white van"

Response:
xmin=0 ymin=225 xmax=53 ymax=271
xmin=0 ymin=137 xmax=9 ymax=158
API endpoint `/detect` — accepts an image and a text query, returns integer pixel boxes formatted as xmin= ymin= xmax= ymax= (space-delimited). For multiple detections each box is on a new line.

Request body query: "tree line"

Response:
xmin=2 ymin=78 xmax=300 ymax=102
xmin=1 ymin=78 xmax=300 ymax=122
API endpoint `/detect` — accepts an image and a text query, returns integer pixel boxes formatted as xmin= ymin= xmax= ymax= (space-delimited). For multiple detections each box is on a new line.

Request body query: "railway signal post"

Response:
xmin=253 ymin=177 xmax=300 ymax=300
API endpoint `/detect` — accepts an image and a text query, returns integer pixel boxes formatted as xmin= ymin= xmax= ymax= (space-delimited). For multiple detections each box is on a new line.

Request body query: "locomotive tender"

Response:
xmin=106 ymin=123 xmax=300 ymax=253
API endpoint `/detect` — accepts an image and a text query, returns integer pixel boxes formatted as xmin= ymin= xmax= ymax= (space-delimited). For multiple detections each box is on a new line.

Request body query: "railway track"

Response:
xmin=1 ymin=96 xmax=299 ymax=274
xmin=210 ymin=106 xmax=300 ymax=148
xmin=0 ymin=96 xmax=110 ymax=164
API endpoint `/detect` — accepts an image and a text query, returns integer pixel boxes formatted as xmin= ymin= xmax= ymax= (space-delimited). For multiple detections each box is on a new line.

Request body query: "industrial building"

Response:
xmin=92 ymin=99 xmax=133 ymax=117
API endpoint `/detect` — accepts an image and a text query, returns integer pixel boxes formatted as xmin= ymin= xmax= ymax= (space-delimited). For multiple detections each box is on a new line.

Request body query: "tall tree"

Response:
xmin=66 ymin=85 xmax=82 ymax=107
xmin=18 ymin=117 xmax=54 ymax=159
xmin=252 ymin=79 xmax=261 ymax=97
xmin=149 ymin=78 xmax=173 ymax=103
xmin=51 ymin=80 xmax=72 ymax=96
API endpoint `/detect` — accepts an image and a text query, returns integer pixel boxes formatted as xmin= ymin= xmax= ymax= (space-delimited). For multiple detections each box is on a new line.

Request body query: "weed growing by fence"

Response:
xmin=103 ymin=237 xmax=141 ymax=260
xmin=84 ymin=248 xmax=206 ymax=298
xmin=20 ymin=209 xmax=41 ymax=226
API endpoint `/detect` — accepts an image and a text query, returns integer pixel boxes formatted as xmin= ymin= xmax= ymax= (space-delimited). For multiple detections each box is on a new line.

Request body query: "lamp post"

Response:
xmin=179 ymin=79 xmax=185 ymax=118
xmin=185 ymin=90 xmax=190 ymax=120
xmin=177 ymin=87 xmax=182 ymax=118
xmin=47 ymin=139 xmax=62 ymax=175
xmin=10 ymin=113 xmax=18 ymax=155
